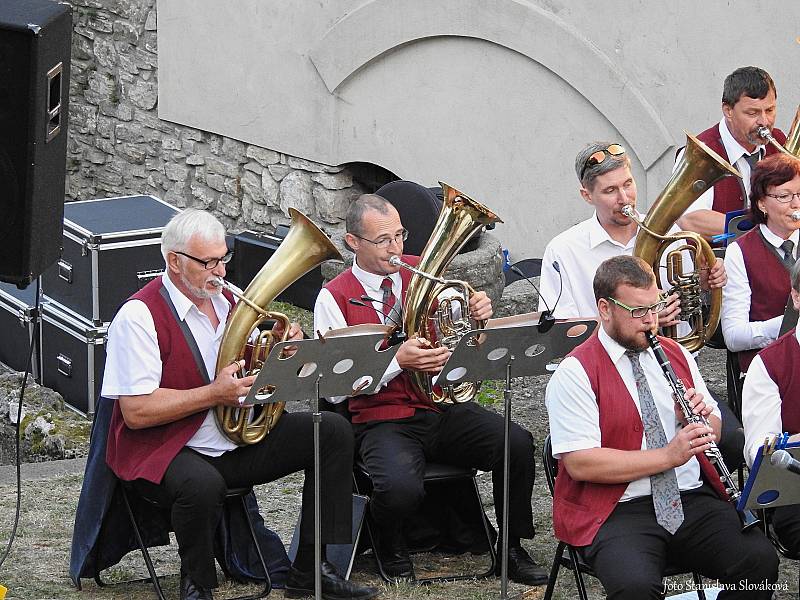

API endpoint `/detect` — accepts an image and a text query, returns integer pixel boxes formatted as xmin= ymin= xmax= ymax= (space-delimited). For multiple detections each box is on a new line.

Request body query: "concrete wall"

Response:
xmin=65 ymin=0 xmax=366 ymax=234
xmin=158 ymin=0 xmax=800 ymax=258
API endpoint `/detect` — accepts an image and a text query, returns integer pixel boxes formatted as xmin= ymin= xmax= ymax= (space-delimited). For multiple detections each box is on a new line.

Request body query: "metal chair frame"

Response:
xmin=95 ymin=483 xmax=271 ymax=600
xmin=353 ymin=461 xmax=497 ymax=584
xmin=541 ymin=435 xmax=706 ymax=600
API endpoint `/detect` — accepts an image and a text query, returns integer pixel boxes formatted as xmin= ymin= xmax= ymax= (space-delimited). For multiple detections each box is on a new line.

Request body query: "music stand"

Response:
xmin=245 ymin=324 xmax=400 ymax=600
xmin=739 ymin=437 xmax=800 ymax=511
xmin=439 ymin=313 xmax=598 ymax=600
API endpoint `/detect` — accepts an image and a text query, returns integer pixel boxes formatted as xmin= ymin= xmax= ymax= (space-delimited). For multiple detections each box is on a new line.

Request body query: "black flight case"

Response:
xmin=0 ymin=280 xmax=44 ymax=381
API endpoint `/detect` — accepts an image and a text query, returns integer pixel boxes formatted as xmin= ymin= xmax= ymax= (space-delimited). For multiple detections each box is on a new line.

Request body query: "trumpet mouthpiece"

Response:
xmin=388 ymin=256 xmax=402 ymax=266
xmin=792 ymin=211 xmax=800 ymax=222
xmin=621 ymin=205 xmax=635 ymax=217
xmin=757 ymin=126 xmax=771 ymax=140
xmin=210 ymin=277 xmax=225 ymax=288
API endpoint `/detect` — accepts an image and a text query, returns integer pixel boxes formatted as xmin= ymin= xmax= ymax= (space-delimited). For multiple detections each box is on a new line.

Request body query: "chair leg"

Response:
xmin=542 ymin=541 xmax=564 ymax=600
xmin=566 ymin=545 xmax=590 ymax=600
xmin=691 ymin=571 xmax=705 ymax=600
xmin=121 ymin=486 xmax=167 ymax=600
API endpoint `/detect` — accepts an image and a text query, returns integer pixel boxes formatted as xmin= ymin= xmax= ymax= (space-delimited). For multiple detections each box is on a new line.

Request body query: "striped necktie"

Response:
xmin=380 ymin=277 xmax=396 ymax=324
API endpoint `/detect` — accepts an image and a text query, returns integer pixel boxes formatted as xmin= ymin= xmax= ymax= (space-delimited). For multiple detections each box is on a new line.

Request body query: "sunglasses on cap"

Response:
xmin=580 ymin=144 xmax=626 ymax=180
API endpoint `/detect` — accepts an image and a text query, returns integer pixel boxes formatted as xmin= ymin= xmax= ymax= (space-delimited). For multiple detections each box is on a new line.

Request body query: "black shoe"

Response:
xmin=179 ymin=572 xmax=214 ymax=600
xmin=374 ymin=526 xmax=414 ymax=580
xmin=496 ymin=545 xmax=549 ymax=586
xmin=285 ymin=560 xmax=380 ymax=600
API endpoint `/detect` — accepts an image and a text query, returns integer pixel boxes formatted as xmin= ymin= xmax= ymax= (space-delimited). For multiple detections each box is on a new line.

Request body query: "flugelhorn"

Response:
xmin=213 ymin=209 xmax=342 ymax=445
xmin=398 ymin=182 xmax=502 ymax=403
xmin=758 ymin=105 xmax=800 ymax=158
xmin=627 ymin=132 xmax=740 ymax=352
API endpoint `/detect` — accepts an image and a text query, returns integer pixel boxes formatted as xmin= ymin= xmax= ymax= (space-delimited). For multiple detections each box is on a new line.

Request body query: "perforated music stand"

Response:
xmin=739 ymin=437 xmax=800 ymax=511
xmin=244 ymin=324 xmax=400 ymax=600
xmin=438 ymin=313 xmax=598 ymax=600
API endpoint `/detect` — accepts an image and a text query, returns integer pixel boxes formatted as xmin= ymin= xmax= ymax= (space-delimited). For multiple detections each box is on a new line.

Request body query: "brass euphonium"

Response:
xmin=214 ymin=208 xmax=342 ymax=445
xmin=624 ymin=132 xmax=740 ymax=352
xmin=395 ymin=182 xmax=502 ymax=403
xmin=758 ymin=104 xmax=800 ymax=157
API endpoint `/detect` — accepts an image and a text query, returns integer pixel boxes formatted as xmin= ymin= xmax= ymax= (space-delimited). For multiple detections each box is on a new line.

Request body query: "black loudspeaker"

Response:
xmin=0 ymin=0 xmax=72 ymax=287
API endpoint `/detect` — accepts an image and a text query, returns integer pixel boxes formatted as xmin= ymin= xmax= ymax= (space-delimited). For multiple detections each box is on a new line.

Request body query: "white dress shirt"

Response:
xmin=721 ymin=224 xmax=797 ymax=352
xmin=538 ymin=213 xmax=687 ymax=332
xmin=313 ymin=258 xmax=403 ymax=402
xmin=545 ymin=326 xmax=719 ymax=501
xmin=681 ymin=119 xmax=765 ymax=215
xmin=741 ymin=327 xmax=800 ymax=467
xmin=102 ymin=273 xmax=239 ymax=456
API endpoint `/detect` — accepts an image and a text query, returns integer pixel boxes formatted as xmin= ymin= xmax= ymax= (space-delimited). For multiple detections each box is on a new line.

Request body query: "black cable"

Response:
xmin=0 ymin=278 xmax=40 ymax=570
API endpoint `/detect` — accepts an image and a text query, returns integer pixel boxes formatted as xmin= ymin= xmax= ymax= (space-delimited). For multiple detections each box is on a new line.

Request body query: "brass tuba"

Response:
xmin=214 ymin=208 xmax=342 ymax=445
xmin=396 ymin=182 xmax=502 ymax=403
xmin=624 ymin=132 xmax=740 ymax=352
xmin=759 ymin=104 xmax=800 ymax=157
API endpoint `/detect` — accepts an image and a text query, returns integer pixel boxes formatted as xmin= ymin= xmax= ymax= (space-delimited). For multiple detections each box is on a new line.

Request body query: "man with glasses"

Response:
xmin=103 ymin=208 xmax=379 ymax=600
xmin=545 ymin=255 xmax=777 ymax=600
xmin=314 ymin=193 xmax=546 ymax=585
xmin=677 ymin=66 xmax=786 ymax=241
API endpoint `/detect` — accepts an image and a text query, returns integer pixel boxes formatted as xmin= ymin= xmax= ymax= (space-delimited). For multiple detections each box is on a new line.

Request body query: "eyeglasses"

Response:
xmin=352 ymin=229 xmax=409 ymax=250
xmin=606 ymin=294 xmax=668 ymax=318
xmin=580 ymin=144 xmax=626 ymax=180
xmin=765 ymin=192 xmax=800 ymax=204
xmin=174 ymin=250 xmax=233 ymax=270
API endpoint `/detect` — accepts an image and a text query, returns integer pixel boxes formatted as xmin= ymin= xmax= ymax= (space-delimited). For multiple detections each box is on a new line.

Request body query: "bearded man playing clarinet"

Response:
xmin=545 ymin=255 xmax=777 ymax=600
xmin=314 ymin=192 xmax=546 ymax=585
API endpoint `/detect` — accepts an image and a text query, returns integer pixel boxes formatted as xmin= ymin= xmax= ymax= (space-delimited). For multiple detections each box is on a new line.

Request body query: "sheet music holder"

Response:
xmin=738 ymin=436 xmax=800 ymax=511
xmin=438 ymin=313 xmax=597 ymax=600
xmin=438 ymin=313 xmax=597 ymax=385
xmin=723 ymin=209 xmax=753 ymax=247
xmin=779 ymin=296 xmax=798 ymax=337
xmin=241 ymin=323 xmax=399 ymax=599
xmin=243 ymin=324 xmax=400 ymax=406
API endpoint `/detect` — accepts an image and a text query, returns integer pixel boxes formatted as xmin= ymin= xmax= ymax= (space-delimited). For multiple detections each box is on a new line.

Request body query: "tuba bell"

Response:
xmin=396 ymin=182 xmax=502 ymax=403
xmin=625 ymin=132 xmax=740 ymax=352
xmin=214 ymin=208 xmax=342 ymax=445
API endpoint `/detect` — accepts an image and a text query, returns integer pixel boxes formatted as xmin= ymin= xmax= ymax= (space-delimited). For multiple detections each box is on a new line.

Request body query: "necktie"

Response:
xmin=379 ymin=277 xmax=397 ymax=325
xmin=780 ymin=239 xmax=796 ymax=271
xmin=626 ymin=351 xmax=684 ymax=534
xmin=743 ymin=149 xmax=762 ymax=172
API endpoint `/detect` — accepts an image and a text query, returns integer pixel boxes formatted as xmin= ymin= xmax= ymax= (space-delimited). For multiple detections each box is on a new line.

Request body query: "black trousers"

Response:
xmin=582 ymin=486 xmax=778 ymax=600
xmin=130 ymin=411 xmax=354 ymax=589
xmin=772 ymin=504 xmax=800 ymax=555
xmin=354 ymin=403 xmax=536 ymax=540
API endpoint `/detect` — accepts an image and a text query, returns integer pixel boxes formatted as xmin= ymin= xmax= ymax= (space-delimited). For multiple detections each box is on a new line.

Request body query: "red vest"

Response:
xmin=696 ymin=125 xmax=786 ymax=214
xmin=552 ymin=333 xmax=726 ymax=547
xmin=759 ymin=329 xmax=800 ymax=435
xmin=323 ymin=255 xmax=439 ymax=423
xmin=106 ymin=278 xmax=234 ymax=483
xmin=735 ymin=228 xmax=791 ymax=372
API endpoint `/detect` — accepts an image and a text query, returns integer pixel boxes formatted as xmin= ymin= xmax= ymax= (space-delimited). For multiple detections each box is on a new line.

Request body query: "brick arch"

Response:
xmin=310 ymin=0 xmax=672 ymax=169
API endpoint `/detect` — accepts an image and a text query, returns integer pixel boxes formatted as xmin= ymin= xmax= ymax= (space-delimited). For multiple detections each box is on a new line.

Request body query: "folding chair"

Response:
xmin=353 ymin=461 xmax=497 ymax=584
xmin=541 ymin=435 xmax=706 ymax=600
xmin=96 ymin=484 xmax=271 ymax=600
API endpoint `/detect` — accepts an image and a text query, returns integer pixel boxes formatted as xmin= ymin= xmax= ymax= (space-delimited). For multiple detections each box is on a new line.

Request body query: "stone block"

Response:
xmin=242 ymin=197 xmax=271 ymax=227
xmin=70 ymin=104 xmax=97 ymax=134
xmin=162 ymin=137 xmax=181 ymax=151
xmin=144 ymin=8 xmax=157 ymax=31
xmin=206 ymin=173 xmax=226 ymax=192
xmin=268 ymin=164 xmax=292 ymax=181
xmin=313 ymin=185 xmax=358 ymax=224
xmin=221 ymin=137 xmax=247 ymax=159
xmin=115 ymin=122 xmax=144 ymax=143
xmin=191 ymin=183 xmax=219 ymax=208
xmin=206 ymin=156 xmax=240 ymax=178
xmin=246 ymin=146 xmax=281 ymax=166
xmin=243 ymin=161 xmax=262 ymax=174
xmin=218 ymin=193 xmax=241 ymax=218
xmin=165 ymin=163 xmax=190 ymax=182
xmin=186 ymin=154 xmax=205 ymax=166
xmin=93 ymin=37 xmax=118 ymax=68
xmin=287 ymin=156 xmax=342 ymax=173
xmin=311 ymin=171 xmax=353 ymax=190
xmin=123 ymin=79 xmax=157 ymax=110
xmin=495 ymin=279 xmax=538 ymax=319
xmin=279 ymin=171 xmax=314 ymax=216
xmin=118 ymin=143 xmax=146 ymax=164
xmin=261 ymin=171 xmax=280 ymax=205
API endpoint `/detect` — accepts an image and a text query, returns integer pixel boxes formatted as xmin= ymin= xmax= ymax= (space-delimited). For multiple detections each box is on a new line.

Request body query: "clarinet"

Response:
xmin=645 ymin=331 xmax=759 ymax=530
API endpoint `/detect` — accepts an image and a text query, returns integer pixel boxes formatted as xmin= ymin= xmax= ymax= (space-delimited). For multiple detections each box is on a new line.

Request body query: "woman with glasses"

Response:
xmin=722 ymin=153 xmax=800 ymax=376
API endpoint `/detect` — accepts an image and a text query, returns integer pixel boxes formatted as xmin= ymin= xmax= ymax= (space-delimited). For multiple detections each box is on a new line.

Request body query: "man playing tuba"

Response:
xmin=103 ymin=208 xmax=379 ymax=600
xmin=314 ymin=192 xmax=547 ymax=585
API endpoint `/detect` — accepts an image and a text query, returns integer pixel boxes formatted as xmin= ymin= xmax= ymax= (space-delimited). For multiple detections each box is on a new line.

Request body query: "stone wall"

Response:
xmin=64 ymin=0 xmax=366 ymax=233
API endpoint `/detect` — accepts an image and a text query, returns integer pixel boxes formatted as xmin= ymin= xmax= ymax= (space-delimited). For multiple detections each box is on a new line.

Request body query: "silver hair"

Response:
xmin=160 ymin=208 xmax=226 ymax=263
xmin=575 ymin=141 xmax=631 ymax=190
xmin=791 ymin=258 xmax=800 ymax=293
